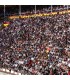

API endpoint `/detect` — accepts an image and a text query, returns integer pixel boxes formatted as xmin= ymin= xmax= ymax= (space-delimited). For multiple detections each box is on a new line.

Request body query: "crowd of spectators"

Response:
xmin=0 ymin=8 xmax=70 ymax=75
xmin=21 ymin=5 xmax=70 ymax=15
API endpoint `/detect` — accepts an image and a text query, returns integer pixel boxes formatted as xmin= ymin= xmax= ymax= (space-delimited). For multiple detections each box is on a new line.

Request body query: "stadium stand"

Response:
xmin=0 ymin=5 xmax=70 ymax=75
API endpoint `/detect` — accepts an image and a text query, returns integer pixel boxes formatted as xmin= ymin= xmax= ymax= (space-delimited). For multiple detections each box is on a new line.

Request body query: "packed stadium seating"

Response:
xmin=0 ymin=6 xmax=70 ymax=75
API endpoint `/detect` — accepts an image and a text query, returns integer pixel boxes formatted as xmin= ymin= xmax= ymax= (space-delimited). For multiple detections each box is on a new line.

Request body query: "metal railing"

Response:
xmin=0 ymin=5 xmax=70 ymax=19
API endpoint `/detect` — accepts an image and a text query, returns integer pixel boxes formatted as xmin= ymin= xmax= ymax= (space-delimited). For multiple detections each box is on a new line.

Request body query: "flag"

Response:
xmin=46 ymin=47 xmax=51 ymax=53
xmin=3 ymin=21 xmax=10 ymax=27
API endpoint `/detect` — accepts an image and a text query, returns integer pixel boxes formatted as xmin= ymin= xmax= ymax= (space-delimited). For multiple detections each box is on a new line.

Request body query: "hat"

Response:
xmin=68 ymin=63 xmax=70 ymax=67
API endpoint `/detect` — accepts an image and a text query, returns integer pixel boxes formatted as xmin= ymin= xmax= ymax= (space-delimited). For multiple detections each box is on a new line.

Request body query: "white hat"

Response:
xmin=31 ymin=57 xmax=34 ymax=60
xmin=49 ymin=65 xmax=52 ymax=68
xmin=68 ymin=63 xmax=70 ymax=67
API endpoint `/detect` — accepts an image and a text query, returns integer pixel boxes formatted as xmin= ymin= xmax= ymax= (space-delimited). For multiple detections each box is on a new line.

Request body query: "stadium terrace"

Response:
xmin=0 ymin=5 xmax=70 ymax=75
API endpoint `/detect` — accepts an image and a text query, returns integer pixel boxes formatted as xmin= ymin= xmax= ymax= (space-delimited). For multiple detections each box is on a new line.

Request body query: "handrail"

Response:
xmin=9 ymin=10 xmax=70 ymax=19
